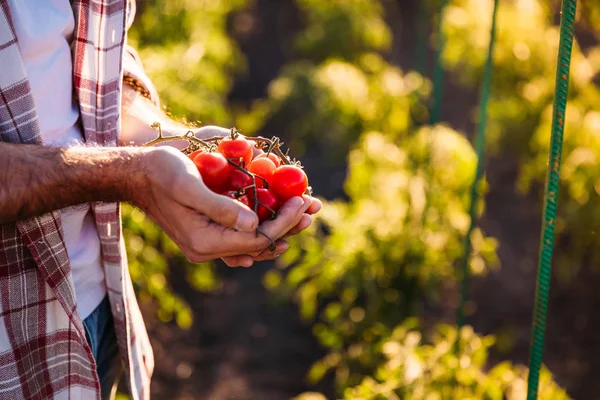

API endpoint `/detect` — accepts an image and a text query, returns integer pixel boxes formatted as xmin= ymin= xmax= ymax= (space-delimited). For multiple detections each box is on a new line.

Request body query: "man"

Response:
xmin=0 ymin=1 xmax=320 ymax=399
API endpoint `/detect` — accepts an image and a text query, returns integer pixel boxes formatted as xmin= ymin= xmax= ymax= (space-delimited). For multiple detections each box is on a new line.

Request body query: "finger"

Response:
xmin=252 ymin=240 xmax=289 ymax=261
xmin=284 ymin=214 xmax=312 ymax=237
xmin=306 ymin=197 xmax=322 ymax=215
xmin=198 ymin=198 xmax=308 ymax=258
xmin=221 ymin=239 xmax=288 ymax=265
xmin=251 ymin=146 xmax=263 ymax=158
xmin=193 ymin=188 xmax=259 ymax=232
xmin=259 ymin=196 xmax=311 ymax=240
xmin=222 ymin=255 xmax=254 ymax=268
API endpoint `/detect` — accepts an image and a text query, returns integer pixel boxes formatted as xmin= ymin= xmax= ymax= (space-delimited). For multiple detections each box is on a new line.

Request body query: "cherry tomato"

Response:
xmin=193 ymin=152 xmax=231 ymax=192
xmin=227 ymin=169 xmax=253 ymax=191
xmin=238 ymin=195 xmax=252 ymax=209
xmin=248 ymin=157 xmax=277 ymax=188
xmin=255 ymin=152 xmax=281 ymax=167
xmin=187 ymin=149 xmax=204 ymax=161
xmin=218 ymin=136 xmax=254 ymax=168
xmin=244 ymin=190 xmax=256 ymax=209
xmin=256 ymin=188 xmax=280 ymax=222
xmin=270 ymin=165 xmax=308 ymax=201
xmin=222 ymin=190 xmax=252 ymax=209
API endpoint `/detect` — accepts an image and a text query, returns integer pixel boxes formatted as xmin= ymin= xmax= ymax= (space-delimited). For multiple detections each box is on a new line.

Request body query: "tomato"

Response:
xmin=256 ymin=188 xmax=280 ymax=222
xmin=217 ymin=136 xmax=254 ymax=168
xmin=193 ymin=152 xmax=231 ymax=192
xmin=227 ymin=169 xmax=253 ymax=191
xmin=222 ymin=190 xmax=252 ymax=209
xmin=238 ymin=194 xmax=252 ymax=209
xmin=187 ymin=149 xmax=204 ymax=161
xmin=255 ymin=152 xmax=281 ymax=167
xmin=244 ymin=190 xmax=256 ymax=210
xmin=270 ymin=165 xmax=308 ymax=201
xmin=248 ymin=157 xmax=277 ymax=188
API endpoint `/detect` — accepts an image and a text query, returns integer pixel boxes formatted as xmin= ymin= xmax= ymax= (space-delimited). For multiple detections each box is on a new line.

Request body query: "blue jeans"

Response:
xmin=83 ymin=296 xmax=122 ymax=400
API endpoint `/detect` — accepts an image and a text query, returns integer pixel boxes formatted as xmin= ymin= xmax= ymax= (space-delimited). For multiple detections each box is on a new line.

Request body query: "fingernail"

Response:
xmin=236 ymin=209 xmax=258 ymax=232
xmin=287 ymin=196 xmax=304 ymax=210
xmin=302 ymin=195 xmax=313 ymax=210
xmin=274 ymin=249 xmax=287 ymax=257
xmin=273 ymin=242 xmax=289 ymax=256
xmin=304 ymin=214 xmax=313 ymax=226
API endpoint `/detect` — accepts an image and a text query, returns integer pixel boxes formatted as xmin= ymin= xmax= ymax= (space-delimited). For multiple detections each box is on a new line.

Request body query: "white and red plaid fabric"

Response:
xmin=0 ymin=1 xmax=155 ymax=398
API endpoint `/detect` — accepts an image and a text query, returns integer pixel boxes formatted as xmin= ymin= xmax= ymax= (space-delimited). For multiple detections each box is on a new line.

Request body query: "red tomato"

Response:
xmin=238 ymin=194 xmax=252 ymax=209
xmin=255 ymin=152 xmax=281 ymax=167
xmin=217 ymin=136 xmax=254 ymax=168
xmin=244 ymin=190 xmax=256 ymax=210
xmin=222 ymin=190 xmax=252 ymax=209
xmin=193 ymin=152 xmax=231 ymax=192
xmin=256 ymin=188 xmax=280 ymax=222
xmin=270 ymin=165 xmax=308 ymax=201
xmin=187 ymin=149 xmax=204 ymax=161
xmin=227 ymin=169 xmax=253 ymax=191
xmin=248 ymin=157 xmax=277 ymax=188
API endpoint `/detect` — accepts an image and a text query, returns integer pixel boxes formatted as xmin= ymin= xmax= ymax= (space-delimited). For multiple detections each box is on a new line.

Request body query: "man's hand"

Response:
xmin=221 ymin=197 xmax=322 ymax=267
xmin=136 ymin=147 xmax=313 ymax=262
xmin=120 ymin=86 xmax=322 ymax=265
xmin=189 ymin=125 xmax=324 ymax=266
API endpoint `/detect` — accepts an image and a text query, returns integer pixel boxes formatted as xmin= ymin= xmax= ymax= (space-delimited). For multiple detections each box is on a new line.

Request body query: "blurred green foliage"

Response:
xmin=294 ymin=0 xmax=391 ymax=62
xmin=238 ymin=0 xmax=430 ymax=160
xmin=268 ymin=126 xmax=499 ymax=390
xmin=122 ymin=205 xmax=220 ymax=328
xmin=254 ymin=0 xmax=565 ymax=397
xmin=242 ymin=59 xmax=430 ymax=159
xmin=128 ymin=0 xmax=247 ymax=124
xmin=442 ymin=0 xmax=600 ymax=152
xmin=341 ymin=321 xmax=568 ymax=400
xmin=442 ymin=0 xmax=600 ymax=279
xmin=294 ymin=321 xmax=568 ymax=400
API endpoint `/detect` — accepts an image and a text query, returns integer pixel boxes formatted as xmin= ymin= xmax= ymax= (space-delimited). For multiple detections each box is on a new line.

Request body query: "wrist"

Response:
xmin=113 ymin=146 xmax=152 ymax=205
xmin=129 ymin=145 xmax=190 ymax=211
xmin=67 ymin=145 xmax=150 ymax=205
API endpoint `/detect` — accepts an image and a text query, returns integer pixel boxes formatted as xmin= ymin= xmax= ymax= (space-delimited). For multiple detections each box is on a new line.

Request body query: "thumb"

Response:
xmin=195 ymin=188 xmax=259 ymax=232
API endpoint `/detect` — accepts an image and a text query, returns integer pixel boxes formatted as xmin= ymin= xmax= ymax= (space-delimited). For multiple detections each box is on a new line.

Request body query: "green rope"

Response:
xmin=526 ymin=1 xmax=576 ymax=399
xmin=456 ymin=0 xmax=499 ymax=330
xmin=429 ymin=0 xmax=449 ymax=124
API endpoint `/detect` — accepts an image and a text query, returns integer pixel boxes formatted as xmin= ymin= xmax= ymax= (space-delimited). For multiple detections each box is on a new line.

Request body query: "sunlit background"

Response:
xmin=120 ymin=0 xmax=600 ymax=398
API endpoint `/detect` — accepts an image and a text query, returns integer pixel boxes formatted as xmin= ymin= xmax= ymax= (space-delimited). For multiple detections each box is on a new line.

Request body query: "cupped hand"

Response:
xmin=134 ymin=146 xmax=312 ymax=262
xmin=195 ymin=125 xmax=323 ymax=267
xmin=194 ymin=126 xmax=323 ymax=266
xmin=221 ymin=197 xmax=322 ymax=267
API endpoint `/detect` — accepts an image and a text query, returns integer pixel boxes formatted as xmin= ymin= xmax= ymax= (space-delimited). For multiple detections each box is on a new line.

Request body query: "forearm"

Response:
xmin=0 ymin=143 xmax=146 ymax=223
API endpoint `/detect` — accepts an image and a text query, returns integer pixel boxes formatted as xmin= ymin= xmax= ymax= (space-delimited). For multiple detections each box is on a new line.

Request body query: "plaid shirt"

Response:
xmin=0 ymin=1 xmax=157 ymax=398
